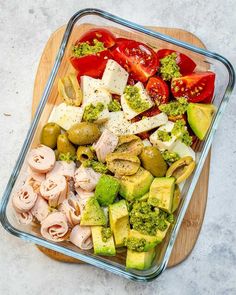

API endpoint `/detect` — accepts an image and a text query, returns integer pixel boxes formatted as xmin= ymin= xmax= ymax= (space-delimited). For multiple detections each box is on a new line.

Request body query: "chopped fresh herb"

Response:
xmin=172 ymin=119 xmax=186 ymax=136
xmin=101 ymin=227 xmax=112 ymax=242
xmin=125 ymin=237 xmax=147 ymax=252
xmin=181 ymin=130 xmax=193 ymax=146
xmin=58 ymin=152 xmax=76 ymax=163
xmin=124 ymin=85 xmax=149 ymax=112
xmin=159 ymin=97 xmax=188 ymax=116
xmin=157 ymin=130 xmax=172 ymax=142
xmin=162 ymin=150 xmax=180 ymax=164
xmin=83 ymin=102 xmax=104 ymax=123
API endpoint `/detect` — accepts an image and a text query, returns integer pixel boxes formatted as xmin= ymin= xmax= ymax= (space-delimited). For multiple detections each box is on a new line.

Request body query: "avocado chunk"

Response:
xmin=80 ymin=197 xmax=106 ymax=226
xmin=126 ymin=248 xmax=156 ymax=270
xmin=126 ymin=229 xmax=159 ymax=252
xmin=95 ymin=175 xmax=120 ymax=206
xmin=109 ymin=200 xmax=130 ymax=247
xmin=148 ymin=177 xmax=175 ymax=213
xmin=119 ymin=168 xmax=154 ymax=201
xmin=156 ymin=221 xmax=170 ymax=243
xmin=187 ymin=103 xmax=216 ymax=140
xmin=171 ymin=184 xmax=181 ymax=213
xmin=91 ymin=226 xmax=116 ymax=256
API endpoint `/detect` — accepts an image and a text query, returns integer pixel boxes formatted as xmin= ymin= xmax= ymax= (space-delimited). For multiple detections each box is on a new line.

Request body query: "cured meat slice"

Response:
xmin=70 ymin=225 xmax=93 ymax=250
xmin=46 ymin=161 xmax=76 ymax=179
xmin=28 ymin=145 xmax=55 ymax=173
xmin=31 ymin=195 xmax=49 ymax=222
xmin=74 ymin=166 xmax=101 ymax=192
xmin=59 ymin=194 xmax=82 ymax=226
xmin=12 ymin=184 xmax=37 ymax=213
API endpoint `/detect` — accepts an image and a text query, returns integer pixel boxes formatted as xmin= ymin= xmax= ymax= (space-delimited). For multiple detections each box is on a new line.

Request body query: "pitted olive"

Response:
xmin=68 ymin=122 xmax=101 ymax=145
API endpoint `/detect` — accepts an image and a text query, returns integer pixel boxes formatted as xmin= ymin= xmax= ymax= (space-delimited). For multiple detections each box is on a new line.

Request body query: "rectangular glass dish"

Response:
xmin=0 ymin=8 xmax=235 ymax=281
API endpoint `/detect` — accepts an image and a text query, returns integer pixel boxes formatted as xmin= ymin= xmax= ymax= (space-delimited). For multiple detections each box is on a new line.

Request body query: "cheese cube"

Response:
xmin=104 ymin=111 xmax=132 ymax=135
xmin=102 ymin=59 xmax=129 ymax=95
xmin=48 ymin=103 xmax=83 ymax=130
xmin=121 ymin=82 xmax=154 ymax=120
xmin=171 ymin=140 xmax=195 ymax=160
xmin=150 ymin=121 xmax=176 ymax=151
xmin=129 ymin=112 xmax=168 ymax=134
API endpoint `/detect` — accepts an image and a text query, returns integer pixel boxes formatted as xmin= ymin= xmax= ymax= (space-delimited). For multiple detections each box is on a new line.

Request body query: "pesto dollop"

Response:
xmin=83 ymin=159 xmax=108 ymax=174
xmin=58 ymin=152 xmax=76 ymax=163
xmin=101 ymin=227 xmax=112 ymax=242
xmin=129 ymin=201 xmax=174 ymax=236
xmin=124 ymin=86 xmax=149 ymax=112
xmin=125 ymin=237 xmax=147 ymax=252
xmin=172 ymin=120 xmax=192 ymax=146
xmin=162 ymin=150 xmax=180 ymax=164
xmin=159 ymin=97 xmax=188 ymax=116
xmin=160 ymin=53 xmax=181 ymax=81
xmin=108 ymin=99 xmax=121 ymax=112
xmin=157 ymin=130 xmax=172 ymax=142
xmin=83 ymin=103 xmax=104 ymax=123
xmin=72 ymin=39 xmax=105 ymax=57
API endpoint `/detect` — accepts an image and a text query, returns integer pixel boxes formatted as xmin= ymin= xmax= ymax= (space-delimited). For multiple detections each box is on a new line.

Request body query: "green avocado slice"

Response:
xmin=80 ymin=197 xmax=106 ymax=226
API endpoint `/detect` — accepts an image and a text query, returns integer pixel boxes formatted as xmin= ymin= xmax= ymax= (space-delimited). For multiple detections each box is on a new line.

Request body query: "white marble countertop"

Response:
xmin=0 ymin=1 xmax=236 ymax=294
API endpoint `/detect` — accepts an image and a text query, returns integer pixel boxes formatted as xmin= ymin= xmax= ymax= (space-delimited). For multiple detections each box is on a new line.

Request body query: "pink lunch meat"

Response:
xmin=12 ymin=184 xmax=37 ymax=213
xmin=28 ymin=145 xmax=55 ymax=173
xmin=31 ymin=195 xmax=49 ymax=222
xmin=41 ymin=212 xmax=69 ymax=242
xmin=74 ymin=166 xmax=101 ymax=192
xmin=40 ymin=175 xmax=68 ymax=207
xmin=15 ymin=211 xmax=33 ymax=225
xmin=46 ymin=161 xmax=76 ymax=179
xmin=59 ymin=194 xmax=82 ymax=227
xmin=93 ymin=129 xmax=119 ymax=162
xmin=70 ymin=225 xmax=93 ymax=250
xmin=26 ymin=167 xmax=46 ymax=193
xmin=75 ymin=187 xmax=94 ymax=211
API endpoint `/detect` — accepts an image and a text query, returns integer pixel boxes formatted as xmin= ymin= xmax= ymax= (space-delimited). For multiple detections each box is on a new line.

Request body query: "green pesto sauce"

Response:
xmin=83 ymin=103 xmax=104 ymax=123
xmin=101 ymin=227 xmax=112 ymax=242
xmin=162 ymin=150 xmax=180 ymax=164
xmin=108 ymin=99 xmax=121 ymax=112
xmin=125 ymin=237 xmax=147 ymax=252
xmin=129 ymin=201 xmax=174 ymax=236
xmin=157 ymin=130 xmax=172 ymax=142
xmin=124 ymin=85 xmax=149 ymax=113
xmin=83 ymin=159 xmax=108 ymax=174
xmin=160 ymin=53 xmax=181 ymax=81
xmin=58 ymin=152 xmax=76 ymax=163
xmin=172 ymin=120 xmax=192 ymax=146
xmin=159 ymin=97 xmax=189 ymax=116
xmin=72 ymin=39 xmax=105 ymax=57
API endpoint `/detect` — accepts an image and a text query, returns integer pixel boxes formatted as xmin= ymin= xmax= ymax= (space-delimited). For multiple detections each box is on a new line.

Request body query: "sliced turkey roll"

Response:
xmin=93 ymin=129 xmax=119 ymax=162
xmin=46 ymin=161 xmax=76 ymax=179
xmin=74 ymin=166 xmax=101 ymax=192
xmin=12 ymin=184 xmax=37 ymax=213
xmin=70 ymin=225 xmax=93 ymax=250
xmin=28 ymin=145 xmax=55 ymax=173
xmin=26 ymin=167 xmax=45 ymax=193
xmin=59 ymin=194 xmax=82 ymax=227
xmin=40 ymin=175 xmax=68 ymax=207
xmin=41 ymin=212 xmax=69 ymax=242
xmin=31 ymin=195 xmax=49 ymax=222
xmin=15 ymin=211 xmax=33 ymax=225
xmin=75 ymin=187 xmax=94 ymax=210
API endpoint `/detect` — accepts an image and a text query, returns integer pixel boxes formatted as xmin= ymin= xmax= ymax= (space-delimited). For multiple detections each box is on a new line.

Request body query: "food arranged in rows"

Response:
xmin=12 ymin=28 xmax=216 ymax=270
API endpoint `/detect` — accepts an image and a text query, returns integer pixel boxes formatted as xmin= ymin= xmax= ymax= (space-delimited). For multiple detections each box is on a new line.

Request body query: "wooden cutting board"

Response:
xmin=32 ymin=25 xmax=210 ymax=268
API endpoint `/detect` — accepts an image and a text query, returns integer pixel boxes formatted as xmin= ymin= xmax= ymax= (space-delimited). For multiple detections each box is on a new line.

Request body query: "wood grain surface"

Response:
xmin=32 ymin=25 xmax=210 ymax=267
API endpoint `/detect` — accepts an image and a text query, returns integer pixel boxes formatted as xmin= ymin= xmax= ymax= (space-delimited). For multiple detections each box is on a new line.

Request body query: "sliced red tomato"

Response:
xmin=78 ymin=28 xmax=116 ymax=48
xmin=70 ymin=49 xmax=112 ymax=79
xmin=171 ymin=72 xmax=215 ymax=102
xmin=157 ymin=49 xmax=196 ymax=75
xmin=146 ymin=77 xmax=169 ymax=106
xmin=111 ymin=38 xmax=159 ymax=83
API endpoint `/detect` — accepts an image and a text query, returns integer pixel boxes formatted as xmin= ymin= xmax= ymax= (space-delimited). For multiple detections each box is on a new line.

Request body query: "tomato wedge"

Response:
xmin=78 ymin=28 xmax=116 ymax=48
xmin=157 ymin=49 xmax=196 ymax=75
xmin=146 ymin=77 xmax=169 ymax=106
xmin=70 ymin=50 xmax=112 ymax=79
xmin=171 ymin=72 xmax=215 ymax=103
xmin=111 ymin=38 xmax=159 ymax=82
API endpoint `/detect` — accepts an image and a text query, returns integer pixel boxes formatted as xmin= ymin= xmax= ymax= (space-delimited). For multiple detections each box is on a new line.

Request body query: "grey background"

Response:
xmin=0 ymin=0 xmax=236 ymax=294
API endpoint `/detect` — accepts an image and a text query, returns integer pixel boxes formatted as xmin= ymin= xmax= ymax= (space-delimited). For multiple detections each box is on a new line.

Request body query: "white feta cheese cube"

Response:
xmin=80 ymin=76 xmax=104 ymax=103
xmin=48 ymin=103 xmax=83 ymax=130
xmin=104 ymin=111 xmax=132 ymax=135
xmin=102 ymin=59 xmax=129 ymax=95
xmin=150 ymin=121 xmax=176 ymax=151
xmin=129 ymin=112 xmax=168 ymax=134
xmin=121 ymin=82 xmax=154 ymax=120
xmin=171 ymin=140 xmax=195 ymax=160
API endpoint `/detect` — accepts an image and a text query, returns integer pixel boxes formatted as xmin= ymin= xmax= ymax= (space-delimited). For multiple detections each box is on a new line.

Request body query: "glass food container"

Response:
xmin=0 ymin=8 xmax=235 ymax=282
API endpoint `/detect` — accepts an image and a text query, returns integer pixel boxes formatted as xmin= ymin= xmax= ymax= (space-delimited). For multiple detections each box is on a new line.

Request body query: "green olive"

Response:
xmin=171 ymin=185 xmax=181 ymax=213
xmin=77 ymin=146 xmax=95 ymax=162
xmin=106 ymin=152 xmax=140 ymax=176
xmin=57 ymin=133 xmax=76 ymax=156
xmin=40 ymin=122 xmax=61 ymax=149
xmin=67 ymin=122 xmax=101 ymax=145
xmin=139 ymin=146 xmax=167 ymax=177
xmin=166 ymin=156 xmax=195 ymax=184
xmin=54 ymin=149 xmax=59 ymax=160
xmin=116 ymin=135 xmax=143 ymax=156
